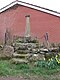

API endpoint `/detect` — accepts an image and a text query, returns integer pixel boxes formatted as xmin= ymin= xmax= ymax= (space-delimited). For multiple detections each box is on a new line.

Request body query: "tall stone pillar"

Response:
xmin=25 ymin=15 xmax=30 ymax=37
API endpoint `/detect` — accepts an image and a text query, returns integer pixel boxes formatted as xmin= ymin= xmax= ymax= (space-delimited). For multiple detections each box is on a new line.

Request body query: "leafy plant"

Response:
xmin=36 ymin=58 xmax=57 ymax=69
xmin=45 ymin=58 xmax=57 ymax=69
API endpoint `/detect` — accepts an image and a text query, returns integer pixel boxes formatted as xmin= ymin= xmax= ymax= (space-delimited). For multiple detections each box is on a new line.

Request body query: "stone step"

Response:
xmin=12 ymin=53 xmax=31 ymax=57
xmin=11 ymin=58 xmax=28 ymax=63
xmin=16 ymin=50 xmax=29 ymax=53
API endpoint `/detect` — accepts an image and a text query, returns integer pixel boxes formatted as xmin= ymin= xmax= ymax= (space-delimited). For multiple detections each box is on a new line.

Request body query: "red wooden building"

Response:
xmin=0 ymin=0 xmax=60 ymax=44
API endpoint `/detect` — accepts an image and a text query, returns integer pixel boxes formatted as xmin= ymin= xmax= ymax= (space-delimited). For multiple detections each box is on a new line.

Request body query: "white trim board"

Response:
xmin=0 ymin=0 xmax=60 ymax=17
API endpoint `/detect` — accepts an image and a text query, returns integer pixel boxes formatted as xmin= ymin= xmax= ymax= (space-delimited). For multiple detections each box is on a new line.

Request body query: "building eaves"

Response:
xmin=0 ymin=0 xmax=60 ymax=17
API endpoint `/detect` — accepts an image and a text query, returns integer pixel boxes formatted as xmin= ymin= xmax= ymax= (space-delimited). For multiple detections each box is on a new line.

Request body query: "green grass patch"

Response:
xmin=0 ymin=60 xmax=60 ymax=80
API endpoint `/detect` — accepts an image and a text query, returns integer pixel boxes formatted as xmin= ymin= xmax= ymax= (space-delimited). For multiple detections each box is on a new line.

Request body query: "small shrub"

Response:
xmin=45 ymin=58 xmax=57 ymax=69
xmin=36 ymin=58 xmax=57 ymax=69
xmin=36 ymin=60 xmax=46 ymax=68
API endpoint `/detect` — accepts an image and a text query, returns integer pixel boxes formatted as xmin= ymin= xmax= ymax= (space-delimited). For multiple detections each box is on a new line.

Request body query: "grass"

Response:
xmin=0 ymin=60 xmax=60 ymax=80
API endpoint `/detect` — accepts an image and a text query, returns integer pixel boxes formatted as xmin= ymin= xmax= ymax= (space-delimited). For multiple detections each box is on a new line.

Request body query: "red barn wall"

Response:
xmin=0 ymin=4 xmax=60 ymax=43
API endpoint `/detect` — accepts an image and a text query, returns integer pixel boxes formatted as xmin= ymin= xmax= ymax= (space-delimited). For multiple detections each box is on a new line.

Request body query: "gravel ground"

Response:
xmin=0 ymin=76 xmax=26 ymax=80
xmin=0 ymin=76 xmax=43 ymax=80
xmin=0 ymin=75 xmax=60 ymax=80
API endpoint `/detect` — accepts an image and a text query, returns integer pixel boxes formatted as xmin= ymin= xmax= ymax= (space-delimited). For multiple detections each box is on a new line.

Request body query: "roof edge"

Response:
xmin=0 ymin=1 xmax=17 ymax=13
xmin=0 ymin=0 xmax=60 ymax=17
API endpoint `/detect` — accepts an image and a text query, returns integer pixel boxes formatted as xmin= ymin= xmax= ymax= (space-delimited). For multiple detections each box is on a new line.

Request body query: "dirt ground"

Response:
xmin=0 ymin=74 xmax=60 ymax=80
xmin=0 ymin=76 xmax=43 ymax=80
xmin=0 ymin=76 xmax=25 ymax=80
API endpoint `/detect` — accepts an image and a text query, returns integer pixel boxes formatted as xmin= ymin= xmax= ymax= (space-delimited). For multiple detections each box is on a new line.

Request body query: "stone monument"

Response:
xmin=25 ymin=15 xmax=30 ymax=37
